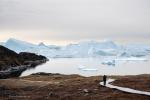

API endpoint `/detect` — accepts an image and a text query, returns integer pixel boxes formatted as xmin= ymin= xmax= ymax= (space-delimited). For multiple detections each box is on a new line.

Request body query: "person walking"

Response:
xmin=103 ymin=75 xmax=107 ymax=86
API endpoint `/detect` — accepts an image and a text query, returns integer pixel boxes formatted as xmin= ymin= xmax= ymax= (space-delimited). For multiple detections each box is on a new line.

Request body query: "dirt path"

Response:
xmin=100 ymin=79 xmax=150 ymax=96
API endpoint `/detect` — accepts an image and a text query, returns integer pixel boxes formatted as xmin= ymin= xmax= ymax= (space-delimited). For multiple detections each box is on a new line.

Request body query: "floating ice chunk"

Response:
xmin=78 ymin=65 xmax=98 ymax=71
xmin=115 ymin=57 xmax=148 ymax=61
xmin=80 ymin=68 xmax=98 ymax=71
xmin=101 ymin=57 xmax=149 ymax=66
xmin=78 ymin=65 xmax=86 ymax=70
xmin=101 ymin=60 xmax=116 ymax=66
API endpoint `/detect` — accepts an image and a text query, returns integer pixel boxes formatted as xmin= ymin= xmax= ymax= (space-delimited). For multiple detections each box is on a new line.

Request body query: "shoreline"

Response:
xmin=0 ymin=59 xmax=48 ymax=79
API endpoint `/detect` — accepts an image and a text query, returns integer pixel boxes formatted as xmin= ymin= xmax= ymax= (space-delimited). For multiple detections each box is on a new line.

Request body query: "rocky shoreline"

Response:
xmin=0 ymin=45 xmax=48 ymax=79
xmin=0 ymin=59 xmax=48 ymax=79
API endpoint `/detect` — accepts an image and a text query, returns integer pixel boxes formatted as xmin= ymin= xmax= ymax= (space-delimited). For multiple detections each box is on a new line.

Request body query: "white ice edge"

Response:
xmin=79 ymin=68 xmax=98 ymax=71
xmin=78 ymin=65 xmax=98 ymax=71
xmin=100 ymin=79 xmax=150 ymax=96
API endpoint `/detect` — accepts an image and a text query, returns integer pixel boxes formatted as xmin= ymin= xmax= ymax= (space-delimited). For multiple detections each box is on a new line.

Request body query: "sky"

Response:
xmin=0 ymin=0 xmax=150 ymax=45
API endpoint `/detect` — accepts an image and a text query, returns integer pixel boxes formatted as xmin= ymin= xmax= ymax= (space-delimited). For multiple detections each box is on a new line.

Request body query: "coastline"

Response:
xmin=0 ymin=59 xmax=48 ymax=79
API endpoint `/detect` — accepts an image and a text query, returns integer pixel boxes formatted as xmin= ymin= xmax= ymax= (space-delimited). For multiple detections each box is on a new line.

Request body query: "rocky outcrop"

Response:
xmin=0 ymin=45 xmax=48 ymax=79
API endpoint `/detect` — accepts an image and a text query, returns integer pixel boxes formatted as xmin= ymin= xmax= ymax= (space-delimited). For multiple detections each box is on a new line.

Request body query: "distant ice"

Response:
xmin=101 ymin=57 xmax=149 ymax=66
xmin=79 ymin=68 xmax=98 ymax=71
xmin=2 ymin=38 xmax=150 ymax=59
xmin=78 ymin=65 xmax=98 ymax=71
xmin=101 ymin=60 xmax=116 ymax=66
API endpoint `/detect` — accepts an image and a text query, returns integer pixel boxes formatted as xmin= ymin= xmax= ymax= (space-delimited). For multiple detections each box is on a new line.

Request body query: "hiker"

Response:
xmin=103 ymin=75 xmax=107 ymax=86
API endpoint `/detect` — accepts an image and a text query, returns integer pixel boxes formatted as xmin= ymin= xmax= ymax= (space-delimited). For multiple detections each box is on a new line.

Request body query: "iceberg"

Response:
xmin=78 ymin=65 xmax=98 ymax=71
xmin=2 ymin=38 xmax=150 ymax=59
xmin=0 ymin=42 xmax=4 ymax=46
xmin=80 ymin=68 xmax=98 ymax=71
xmin=115 ymin=57 xmax=148 ymax=61
xmin=101 ymin=60 xmax=116 ymax=66
xmin=101 ymin=57 xmax=149 ymax=66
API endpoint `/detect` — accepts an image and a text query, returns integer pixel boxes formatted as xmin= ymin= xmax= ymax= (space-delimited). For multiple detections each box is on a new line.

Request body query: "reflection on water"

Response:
xmin=21 ymin=58 xmax=150 ymax=77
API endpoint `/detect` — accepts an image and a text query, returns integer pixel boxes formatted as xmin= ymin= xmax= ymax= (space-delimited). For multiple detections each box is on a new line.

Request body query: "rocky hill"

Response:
xmin=0 ymin=45 xmax=23 ymax=70
xmin=0 ymin=45 xmax=48 ymax=78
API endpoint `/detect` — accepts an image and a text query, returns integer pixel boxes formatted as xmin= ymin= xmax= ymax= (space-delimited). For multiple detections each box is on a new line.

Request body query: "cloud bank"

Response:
xmin=0 ymin=0 xmax=150 ymax=44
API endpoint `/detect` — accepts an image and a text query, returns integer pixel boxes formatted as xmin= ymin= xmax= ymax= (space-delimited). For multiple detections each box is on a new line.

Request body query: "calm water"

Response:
xmin=21 ymin=58 xmax=150 ymax=77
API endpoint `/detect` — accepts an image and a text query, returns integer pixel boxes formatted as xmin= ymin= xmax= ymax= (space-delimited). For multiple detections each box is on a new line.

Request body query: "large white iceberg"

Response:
xmin=2 ymin=38 xmax=150 ymax=59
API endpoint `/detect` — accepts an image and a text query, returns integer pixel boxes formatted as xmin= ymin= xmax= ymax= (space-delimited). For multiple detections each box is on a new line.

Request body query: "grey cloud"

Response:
xmin=0 ymin=0 xmax=150 ymax=43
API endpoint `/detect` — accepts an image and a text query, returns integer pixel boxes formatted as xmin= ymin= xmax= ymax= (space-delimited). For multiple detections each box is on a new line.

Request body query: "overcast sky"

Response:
xmin=0 ymin=0 xmax=150 ymax=45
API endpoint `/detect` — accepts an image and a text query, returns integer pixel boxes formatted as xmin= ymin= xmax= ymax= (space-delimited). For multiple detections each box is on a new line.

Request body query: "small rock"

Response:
xmin=83 ymin=89 xmax=89 ymax=93
xmin=78 ymin=89 xmax=82 ymax=91
xmin=84 ymin=93 xmax=89 ymax=96
xmin=48 ymin=92 xmax=53 ymax=96
xmin=94 ymin=88 xmax=98 ymax=91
